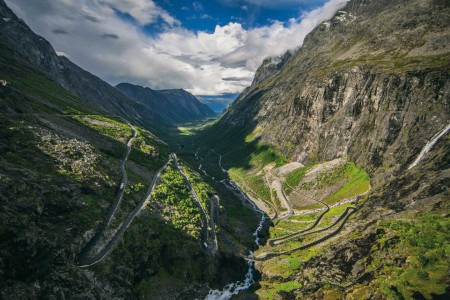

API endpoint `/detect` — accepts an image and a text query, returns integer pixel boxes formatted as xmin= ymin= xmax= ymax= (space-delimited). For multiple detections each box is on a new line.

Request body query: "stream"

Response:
xmin=200 ymin=152 xmax=267 ymax=300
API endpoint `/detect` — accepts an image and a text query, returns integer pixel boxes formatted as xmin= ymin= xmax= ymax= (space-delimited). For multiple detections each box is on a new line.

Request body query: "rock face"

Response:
xmin=116 ymin=83 xmax=215 ymax=124
xmin=207 ymin=0 xmax=450 ymax=298
xmin=223 ymin=0 xmax=449 ymax=172
xmin=251 ymin=51 xmax=293 ymax=87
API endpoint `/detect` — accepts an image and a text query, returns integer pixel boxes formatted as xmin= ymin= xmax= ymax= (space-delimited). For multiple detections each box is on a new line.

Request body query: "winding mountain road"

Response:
xmin=173 ymin=154 xmax=218 ymax=255
xmin=77 ymin=153 xmax=172 ymax=267
xmin=248 ymin=207 xmax=357 ymax=261
xmin=266 ymin=169 xmax=294 ymax=222
xmin=268 ymin=200 xmax=330 ymax=246
xmin=272 ymin=180 xmax=293 ymax=221
xmin=209 ymin=195 xmax=220 ymax=254
xmin=76 ymin=122 xmax=136 ymax=266
xmin=76 ymin=121 xmax=180 ymax=267
xmin=270 ymin=206 xmax=354 ymax=246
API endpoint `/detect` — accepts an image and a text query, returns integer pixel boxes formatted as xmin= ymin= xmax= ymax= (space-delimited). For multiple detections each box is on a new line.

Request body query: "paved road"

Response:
xmin=271 ymin=205 xmax=353 ymax=246
xmin=247 ymin=207 xmax=357 ymax=261
xmin=76 ymin=120 xmax=175 ymax=267
xmin=76 ymin=122 xmax=136 ymax=266
xmin=173 ymin=154 xmax=218 ymax=255
xmin=111 ymin=121 xmax=137 ymax=226
xmin=264 ymin=172 xmax=280 ymax=220
xmin=77 ymin=154 xmax=172 ymax=267
xmin=267 ymin=169 xmax=294 ymax=222
xmin=209 ymin=195 xmax=220 ymax=254
xmin=271 ymin=180 xmax=293 ymax=221
xmin=268 ymin=200 xmax=330 ymax=246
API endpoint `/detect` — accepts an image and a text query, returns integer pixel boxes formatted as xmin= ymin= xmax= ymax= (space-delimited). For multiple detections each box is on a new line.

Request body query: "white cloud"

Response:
xmin=192 ymin=1 xmax=204 ymax=12
xmin=222 ymin=0 xmax=326 ymax=9
xmin=101 ymin=0 xmax=180 ymax=26
xmin=5 ymin=0 xmax=348 ymax=95
xmin=200 ymin=14 xmax=213 ymax=20
xmin=56 ymin=51 xmax=70 ymax=58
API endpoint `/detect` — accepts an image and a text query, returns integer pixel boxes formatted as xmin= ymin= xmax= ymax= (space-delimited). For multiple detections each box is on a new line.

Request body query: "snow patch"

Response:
xmin=334 ymin=10 xmax=355 ymax=22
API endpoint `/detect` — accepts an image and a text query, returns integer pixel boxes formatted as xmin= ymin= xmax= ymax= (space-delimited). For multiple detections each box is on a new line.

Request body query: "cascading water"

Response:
xmin=219 ymin=154 xmax=227 ymax=173
xmin=408 ymin=124 xmax=450 ymax=169
xmin=205 ymin=182 xmax=266 ymax=299
xmin=206 ymin=191 xmax=266 ymax=299
xmin=193 ymin=149 xmax=267 ymax=299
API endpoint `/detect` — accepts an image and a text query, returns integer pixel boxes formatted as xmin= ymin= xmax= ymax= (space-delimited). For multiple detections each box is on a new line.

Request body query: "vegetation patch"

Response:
xmin=285 ymin=164 xmax=315 ymax=192
xmin=74 ymin=115 xmax=132 ymax=143
xmin=180 ymin=162 xmax=214 ymax=211
xmin=368 ymin=214 xmax=450 ymax=299
xmin=152 ymin=166 xmax=203 ymax=239
xmin=177 ymin=118 xmax=218 ymax=136
xmin=229 ymin=168 xmax=271 ymax=203
xmin=317 ymin=53 xmax=450 ymax=78
xmin=248 ymin=144 xmax=287 ymax=170
xmin=324 ymin=162 xmax=370 ymax=204
xmin=245 ymin=127 xmax=262 ymax=143
xmin=259 ymin=280 xmax=302 ymax=300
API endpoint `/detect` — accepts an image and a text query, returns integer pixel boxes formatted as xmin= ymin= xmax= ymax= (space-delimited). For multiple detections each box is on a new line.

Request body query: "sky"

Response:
xmin=5 ymin=0 xmax=348 ymax=98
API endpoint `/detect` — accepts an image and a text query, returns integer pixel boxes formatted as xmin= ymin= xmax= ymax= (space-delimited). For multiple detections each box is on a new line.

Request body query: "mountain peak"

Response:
xmin=116 ymin=82 xmax=215 ymax=124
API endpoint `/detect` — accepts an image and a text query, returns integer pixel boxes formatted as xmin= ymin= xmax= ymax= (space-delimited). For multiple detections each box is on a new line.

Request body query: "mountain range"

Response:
xmin=0 ymin=0 xmax=449 ymax=299
xmin=116 ymin=83 xmax=215 ymax=125
xmin=0 ymin=0 xmax=214 ymax=131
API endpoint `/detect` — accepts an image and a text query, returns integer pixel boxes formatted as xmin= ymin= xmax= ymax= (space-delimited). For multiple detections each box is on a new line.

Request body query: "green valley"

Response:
xmin=1 ymin=0 xmax=449 ymax=299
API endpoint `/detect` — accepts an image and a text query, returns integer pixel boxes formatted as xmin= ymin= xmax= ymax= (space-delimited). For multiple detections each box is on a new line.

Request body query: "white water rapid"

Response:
xmin=205 ymin=180 xmax=266 ymax=299
xmin=194 ymin=149 xmax=267 ymax=299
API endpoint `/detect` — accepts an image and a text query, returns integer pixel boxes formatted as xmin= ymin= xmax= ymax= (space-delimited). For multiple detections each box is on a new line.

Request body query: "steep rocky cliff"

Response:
xmin=116 ymin=83 xmax=215 ymax=124
xmin=223 ymin=0 xmax=449 ymax=172
xmin=197 ymin=0 xmax=449 ymax=298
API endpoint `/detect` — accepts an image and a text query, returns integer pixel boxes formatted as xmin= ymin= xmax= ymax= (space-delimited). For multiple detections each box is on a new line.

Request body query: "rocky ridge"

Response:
xmin=116 ymin=83 xmax=215 ymax=124
xmin=200 ymin=0 xmax=449 ymax=298
xmin=224 ymin=0 xmax=449 ymax=170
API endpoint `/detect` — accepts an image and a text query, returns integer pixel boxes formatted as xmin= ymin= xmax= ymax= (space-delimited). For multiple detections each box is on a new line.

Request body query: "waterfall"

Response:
xmin=408 ymin=124 xmax=450 ymax=170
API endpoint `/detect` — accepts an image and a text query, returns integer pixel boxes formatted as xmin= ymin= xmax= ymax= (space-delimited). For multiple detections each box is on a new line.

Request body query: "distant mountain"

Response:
xmin=198 ymin=99 xmax=229 ymax=114
xmin=197 ymin=94 xmax=238 ymax=114
xmin=116 ymin=83 xmax=215 ymax=124
xmin=0 ymin=0 xmax=172 ymax=132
